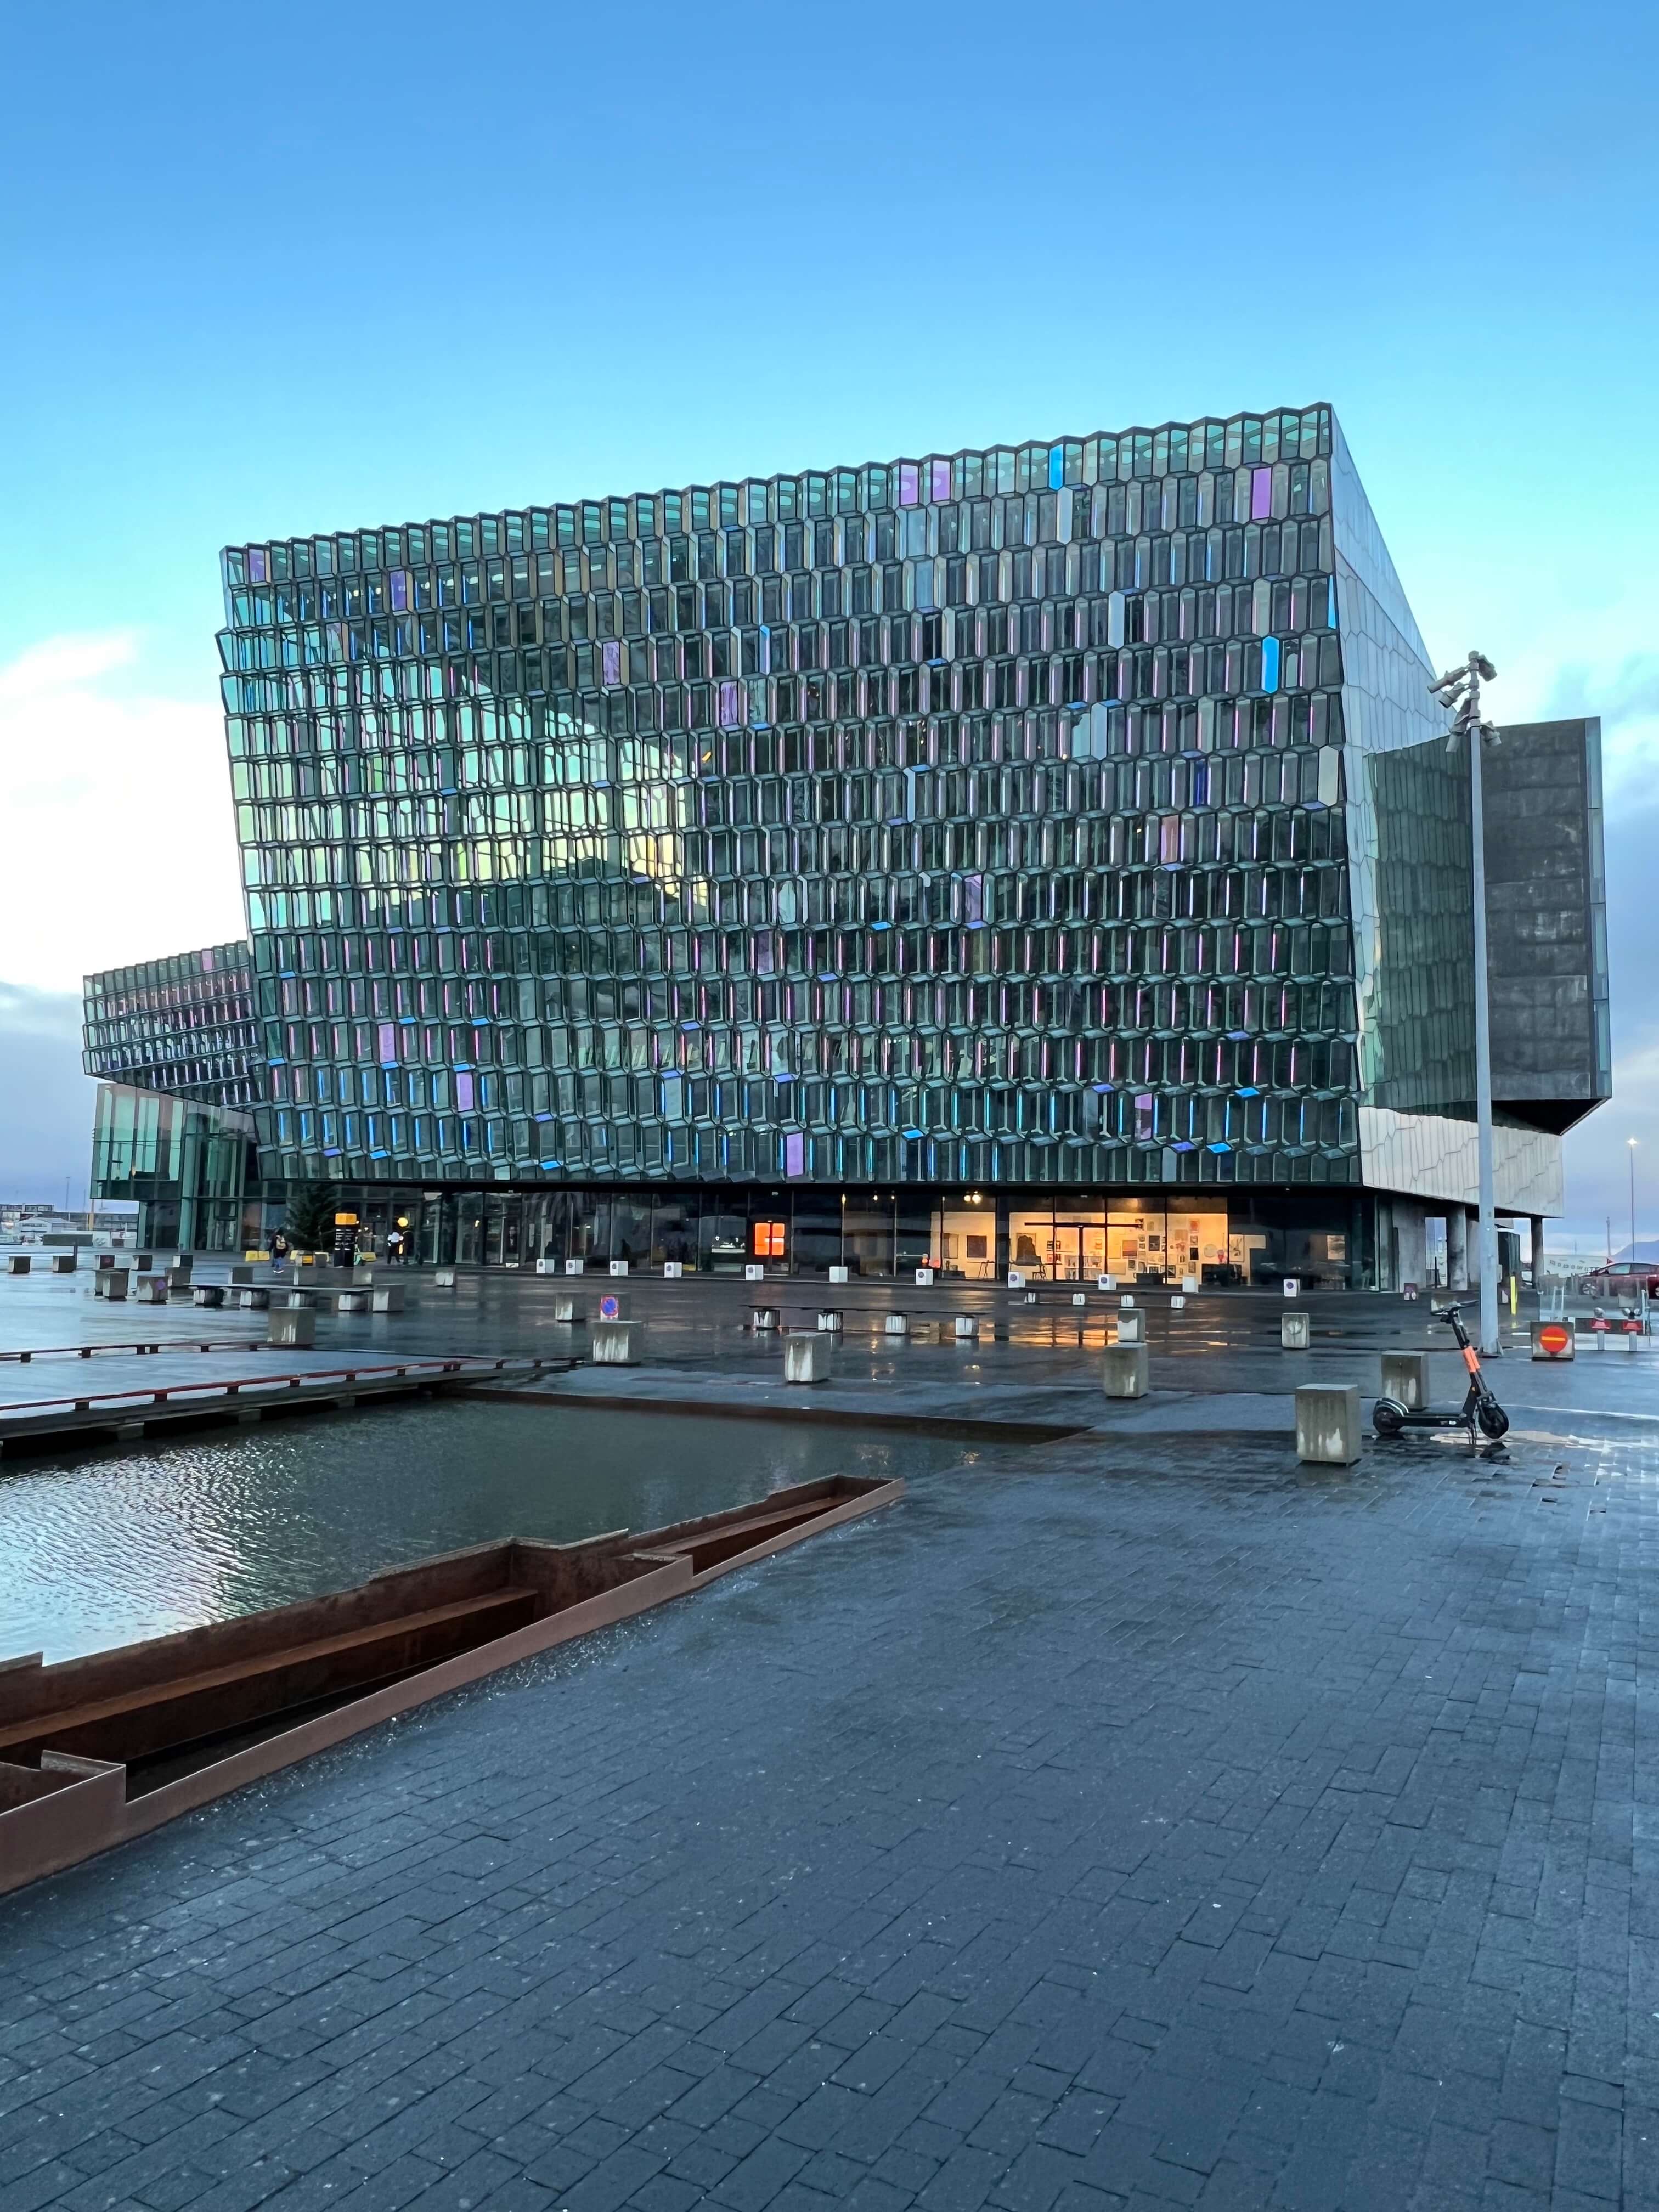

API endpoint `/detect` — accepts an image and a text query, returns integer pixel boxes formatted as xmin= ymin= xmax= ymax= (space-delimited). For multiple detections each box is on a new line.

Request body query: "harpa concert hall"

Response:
xmin=84 ymin=405 xmax=1610 ymax=1288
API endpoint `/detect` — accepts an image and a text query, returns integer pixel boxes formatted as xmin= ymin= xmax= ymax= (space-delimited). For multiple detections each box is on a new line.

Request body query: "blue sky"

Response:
xmin=2 ymin=0 xmax=1655 ymax=1240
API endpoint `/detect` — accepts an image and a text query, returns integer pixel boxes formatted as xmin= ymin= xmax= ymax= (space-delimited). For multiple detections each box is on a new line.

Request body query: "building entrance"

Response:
xmin=1006 ymin=1206 xmax=1231 ymax=1284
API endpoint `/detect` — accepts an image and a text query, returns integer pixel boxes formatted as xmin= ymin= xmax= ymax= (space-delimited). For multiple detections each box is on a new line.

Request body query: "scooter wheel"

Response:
xmin=1477 ymin=1402 xmax=1510 ymax=1440
xmin=1372 ymin=1398 xmax=1406 ymax=1437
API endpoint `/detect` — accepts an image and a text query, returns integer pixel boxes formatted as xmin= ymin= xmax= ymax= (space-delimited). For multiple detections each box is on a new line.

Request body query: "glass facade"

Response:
xmin=222 ymin=407 xmax=1364 ymax=1199
xmin=88 ymin=1082 xmax=260 ymax=1252
xmin=83 ymin=404 xmax=1607 ymax=1275
xmin=82 ymin=941 xmax=259 ymax=1108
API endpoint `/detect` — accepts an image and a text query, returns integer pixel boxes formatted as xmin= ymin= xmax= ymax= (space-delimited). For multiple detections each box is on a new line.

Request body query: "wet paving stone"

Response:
xmin=2 ymin=1347 xmax=1657 ymax=2210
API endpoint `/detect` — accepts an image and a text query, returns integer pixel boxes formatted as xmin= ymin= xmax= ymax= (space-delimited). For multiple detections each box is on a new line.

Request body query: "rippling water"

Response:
xmin=0 ymin=1402 xmax=961 ymax=1661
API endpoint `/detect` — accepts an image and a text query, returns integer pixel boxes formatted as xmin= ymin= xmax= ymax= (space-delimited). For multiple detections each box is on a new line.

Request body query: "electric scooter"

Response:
xmin=1372 ymin=1299 xmax=1510 ymax=1441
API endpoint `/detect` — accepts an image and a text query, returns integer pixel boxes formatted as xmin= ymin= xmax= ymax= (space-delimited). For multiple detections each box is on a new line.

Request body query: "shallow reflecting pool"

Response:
xmin=0 ymin=1401 xmax=968 ymax=1661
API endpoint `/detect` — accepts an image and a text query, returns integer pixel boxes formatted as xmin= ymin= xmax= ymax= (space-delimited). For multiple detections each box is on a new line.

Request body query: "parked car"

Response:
xmin=1578 ymin=1265 xmax=1659 ymax=1300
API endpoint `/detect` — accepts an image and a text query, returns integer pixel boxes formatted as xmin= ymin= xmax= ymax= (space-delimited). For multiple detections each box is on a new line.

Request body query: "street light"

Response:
xmin=1629 ymin=1138 xmax=1638 ymax=1273
xmin=1429 ymin=651 xmax=1502 ymax=1355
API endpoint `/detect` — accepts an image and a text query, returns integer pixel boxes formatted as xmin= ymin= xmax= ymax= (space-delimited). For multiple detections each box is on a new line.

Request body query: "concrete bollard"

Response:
xmin=955 ymin=1313 xmax=980 ymax=1340
xmin=267 ymin=1307 xmax=316 ymax=1349
xmin=229 ymin=1265 xmax=255 ymax=1286
xmin=50 ymin=1253 xmax=76 ymax=1274
xmin=1380 ymin=1351 xmax=1430 ymax=1410
xmin=817 ymin=1308 xmax=844 ymax=1332
xmin=135 ymin=1252 xmax=153 ymax=1272
xmin=915 ymin=1268 xmax=935 ymax=1286
xmin=193 ymin=1284 xmax=225 ymax=1308
xmin=744 ymin=1263 xmax=765 ymax=1283
xmin=609 ymin=1260 xmax=629 ymax=1277
xmin=591 ymin=1319 xmax=642 ymax=1365
xmin=238 ymin=1286 xmax=270 ymax=1310
xmin=1115 ymin=1310 xmax=1145 ymax=1345
xmin=134 ymin=1274 xmax=167 ymax=1304
xmin=1096 ymin=1274 xmax=1118 ymax=1291
xmin=1296 ymin=1384 xmax=1362 ymax=1465
xmin=552 ymin=1293 xmax=584 ymax=1324
xmin=6 ymin=1254 xmax=29 ymax=1274
xmin=534 ymin=1257 xmax=560 ymax=1274
xmin=1119 ymin=1293 xmax=1135 ymax=1309
xmin=1182 ymin=1275 xmax=1200 ymax=1294
xmin=336 ymin=1289 xmax=370 ymax=1315
xmin=884 ymin=1312 xmax=909 ymax=1336
xmin=564 ymin=1259 xmax=585 ymax=1276
xmin=285 ymin=1288 xmax=317 ymax=1310
xmin=371 ymin=1284 xmax=403 ymax=1314
xmin=784 ymin=1332 xmax=834 ymax=1384
xmin=663 ymin=1262 xmax=684 ymax=1279
xmin=1281 ymin=1312 xmax=1311 ymax=1350
xmin=828 ymin=1265 xmax=850 ymax=1284
xmin=169 ymin=1256 xmax=194 ymax=1283
xmin=433 ymin=1267 xmax=457 ymax=1288
xmin=1170 ymin=1295 xmax=1186 ymax=1311
xmin=1071 ymin=1291 xmax=1087 ymax=1307
xmin=751 ymin=1305 xmax=780 ymax=1331
xmin=1102 ymin=1343 xmax=1150 ymax=1398
xmin=94 ymin=1269 xmax=129 ymax=1301
xmin=96 ymin=1252 xmax=115 ymax=1271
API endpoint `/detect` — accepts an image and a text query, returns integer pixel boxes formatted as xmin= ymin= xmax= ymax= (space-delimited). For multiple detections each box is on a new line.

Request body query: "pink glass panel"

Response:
xmin=785 ymin=1132 xmax=805 ymax=1177
xmin=379 ymin=1022 xmax=397 ymax=1063
xmin=930 ymin=459 xmax=952 ymax=501
xmin=455 ymin=1071 xmax=475 ymax=1113
xmin=601 ymin=640 xmax=621 ymax=686
xmin=898 ymin=463 xmax=919 ymax=507
xmin=390 ymin=569 xmax=409 ymax=612
xmin=247 ymin=546 xmax=267 ymax=582
xmin=1250 ymin=466 xmax=1273 ymax=520
xmin=718 ymin=680 xmax=741 ymax=727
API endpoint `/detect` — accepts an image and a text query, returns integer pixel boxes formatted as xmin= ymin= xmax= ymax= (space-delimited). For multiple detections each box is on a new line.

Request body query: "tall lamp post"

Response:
xmin=1429 ymin=652 xmax=1502 ymax=1355
xmin=1629 ymin=1138 xmax=1638 ymax=1274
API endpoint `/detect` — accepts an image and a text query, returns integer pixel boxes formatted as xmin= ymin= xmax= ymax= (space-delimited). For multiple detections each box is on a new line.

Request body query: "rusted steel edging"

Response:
xmin=0 ymin=1475 xmax=904 ymax=1893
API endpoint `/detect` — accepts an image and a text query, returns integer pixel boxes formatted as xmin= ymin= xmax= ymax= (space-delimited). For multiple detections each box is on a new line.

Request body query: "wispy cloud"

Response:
xmin=0 ymin=630 xmax=141 ymax=701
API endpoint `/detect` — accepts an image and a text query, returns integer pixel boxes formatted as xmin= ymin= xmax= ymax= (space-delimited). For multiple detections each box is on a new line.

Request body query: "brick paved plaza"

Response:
xmin=3 ymin=1308 xmax=1657 ymax=2212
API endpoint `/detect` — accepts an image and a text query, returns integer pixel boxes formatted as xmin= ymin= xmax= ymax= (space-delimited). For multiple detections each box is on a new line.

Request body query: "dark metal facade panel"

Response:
xmin=1482 ymin=718 xmax=1610 ymax=1129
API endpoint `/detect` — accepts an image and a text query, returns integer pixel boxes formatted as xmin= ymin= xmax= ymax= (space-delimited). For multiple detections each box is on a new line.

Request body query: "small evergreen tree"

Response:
xmin=283 ymin=1180 xmax=341 ymax=1254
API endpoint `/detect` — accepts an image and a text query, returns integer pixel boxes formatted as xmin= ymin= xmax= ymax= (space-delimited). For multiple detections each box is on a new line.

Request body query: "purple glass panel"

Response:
xmin=784 ymin=1131 xmax=805 ymax=1178
xmin=930 ymin=459 xmax=952 ymax=502
xmin=898 ymin=463 xmax=919 ymax=507
xmin=1250 ymin=466 xmax=1273 ymax=520
xmin=200 ymin=949 xmax=215 ymax=973
xmin=247 ymin=546 xmax=267 ymax=582
xmin=390 ymin=569 xmax=409 ymax=612
xmin=455 ymin=1070 xmax=475 ymax=1113
xmin=963 ymin=872 xmax=984 ymax=925
xmin=601 ymin=640 xmax=621 ymax=686
xmin=718 ymin=679 xmax=741 ymax=727
xmin=378 ymin=1022 xmax=397 ymax=1064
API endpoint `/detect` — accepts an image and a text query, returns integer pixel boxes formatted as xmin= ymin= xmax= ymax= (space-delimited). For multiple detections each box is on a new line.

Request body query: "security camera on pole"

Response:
xmin=1429 ymin=651 xmax=1502 ymax=1356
